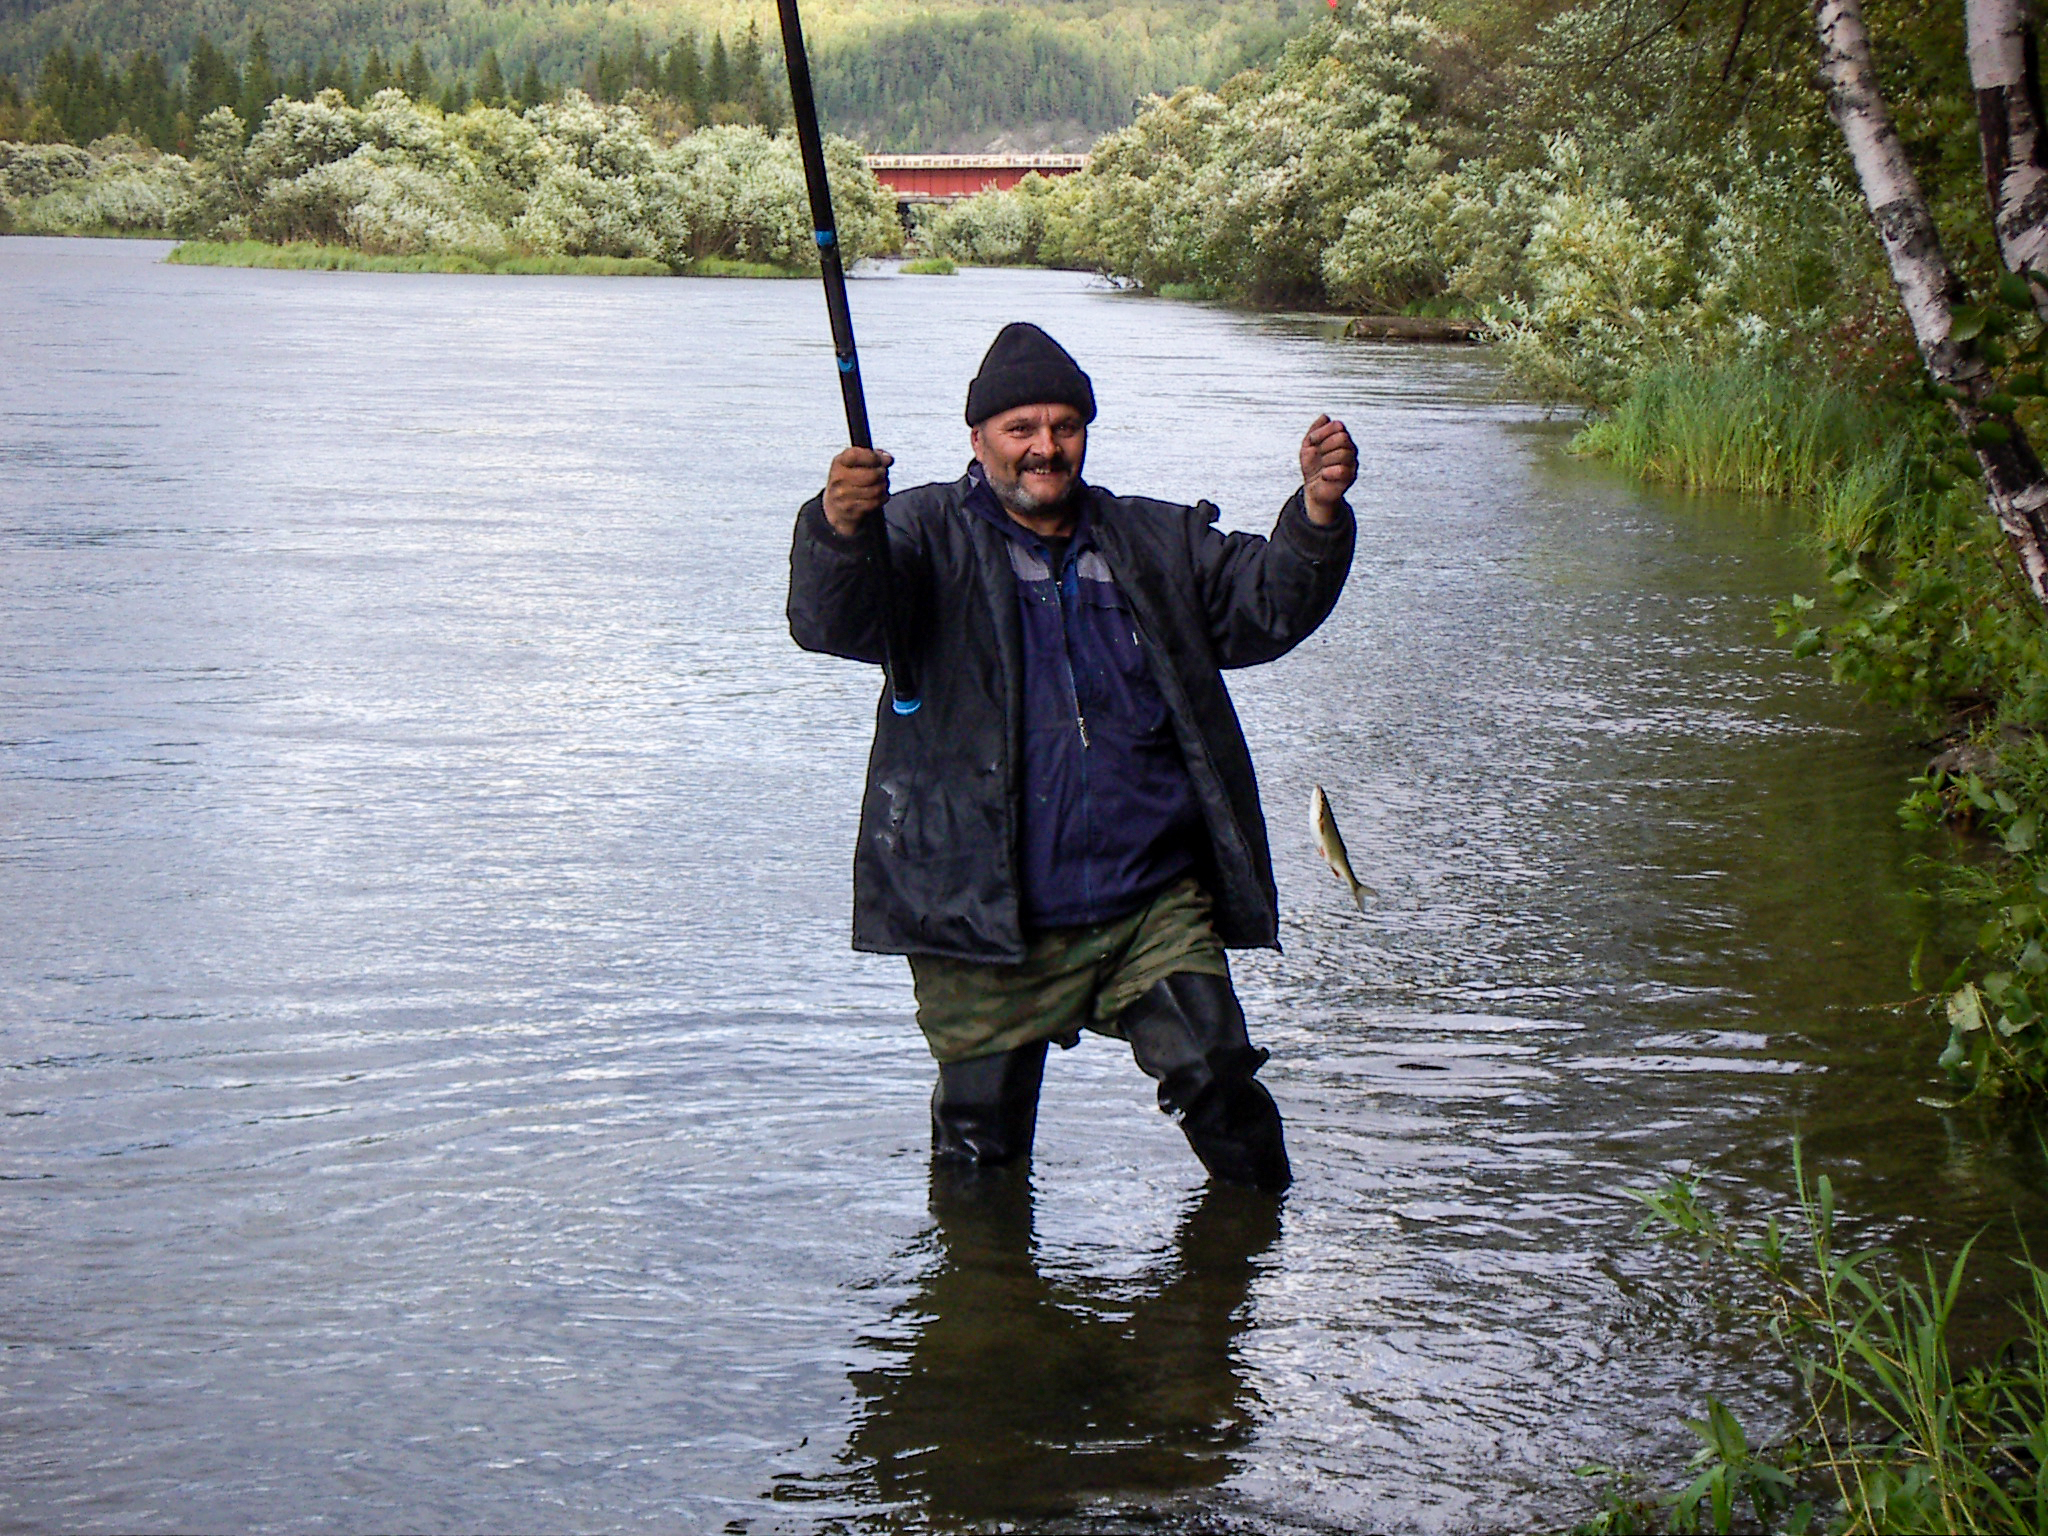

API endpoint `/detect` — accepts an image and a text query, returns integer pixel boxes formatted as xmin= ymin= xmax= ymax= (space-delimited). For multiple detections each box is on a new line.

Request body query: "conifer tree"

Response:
xmin=733 ymin=22 xmax=765 ymax=125
xmin=123 ymin=48 xmax=174 ymax=144
xmin=358 ymin=47 xmax=391 ymax=100
xmin=664 ymin=32 xmax=703 ymax=120
xmin=626 ymin=30 xmax=654 ymax=92
xmin=475 ymin=48 xmax=505 ymax=107
xmin=516 ymin=58 xmax=544 ymax=109
xmin=314 ymin=57 xmax=350 ymax=99
xmin=707 ymin=32 xmax=731 ymax=111
xmin=239 ymin=27 xmax=276 ymax=131
xmin=402 ymin=43 xmax=432 ymax=101
xmin=185 ymin=36 xmax=240 ymax=122
xmin=282 ymin=60 xmax=310 ymax=105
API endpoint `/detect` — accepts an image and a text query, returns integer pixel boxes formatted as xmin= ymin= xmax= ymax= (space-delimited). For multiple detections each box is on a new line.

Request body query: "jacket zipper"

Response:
xmin=1050 ymin=551 xmax=1090 ymax=749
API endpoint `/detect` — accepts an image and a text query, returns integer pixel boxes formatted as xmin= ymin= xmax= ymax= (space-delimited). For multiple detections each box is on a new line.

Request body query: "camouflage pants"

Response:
xmin=909 ymin=877 xmax=1232 ymax=1064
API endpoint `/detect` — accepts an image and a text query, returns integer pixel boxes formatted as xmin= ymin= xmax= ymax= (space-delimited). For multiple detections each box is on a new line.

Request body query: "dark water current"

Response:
xmin=5 ymin=234 xmax=2048 ymax=1533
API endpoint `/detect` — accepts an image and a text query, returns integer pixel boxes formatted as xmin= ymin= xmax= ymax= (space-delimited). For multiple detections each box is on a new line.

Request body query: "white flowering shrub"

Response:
xmin=0 ymin=140 xmax=93 ymax=199
xmin=666 ymin=125 xmax=894 ymax=267
xmin=246 ymin=92 xmax=364 ymax=181
xmin=0 ymin=86 xmax=910 ymax=269
xmin=917 ymin=187 xmax=1038 ymax=265
xmin=512 ymin=160 xmax=685 ymax=261
xmin=5 ymin=134 xmax=196 ymax=233
xmin=1050 ymin=0 xmax=1444 ymax=300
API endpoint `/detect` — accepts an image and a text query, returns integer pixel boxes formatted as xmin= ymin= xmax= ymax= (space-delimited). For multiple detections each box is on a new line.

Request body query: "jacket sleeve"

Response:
xmin=787 ymin=493 xmax=931 ymax=665
xmin=1189 ymin=489 xmax=1355 ymax=669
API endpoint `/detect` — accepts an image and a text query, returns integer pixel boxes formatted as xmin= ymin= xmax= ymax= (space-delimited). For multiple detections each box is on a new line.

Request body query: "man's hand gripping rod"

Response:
xmin=776 ymin=0 xmax=920 ymax=715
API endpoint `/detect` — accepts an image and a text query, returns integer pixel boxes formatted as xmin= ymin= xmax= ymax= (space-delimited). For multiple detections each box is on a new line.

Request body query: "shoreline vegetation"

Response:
xmin=159 ymin=237 xmax=798 ymax=277
xmin=0 ymin=93 xmax=898 ymax=278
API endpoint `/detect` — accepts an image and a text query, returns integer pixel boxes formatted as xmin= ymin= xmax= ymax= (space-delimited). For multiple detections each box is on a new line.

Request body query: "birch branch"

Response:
xmin=1816 ymin=0 xmax=2048 ymax=607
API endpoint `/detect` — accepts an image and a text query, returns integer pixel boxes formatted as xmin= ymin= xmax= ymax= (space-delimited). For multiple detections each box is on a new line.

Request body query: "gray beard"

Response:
xmin=989 ymin=469 xmax=1075 ymax=519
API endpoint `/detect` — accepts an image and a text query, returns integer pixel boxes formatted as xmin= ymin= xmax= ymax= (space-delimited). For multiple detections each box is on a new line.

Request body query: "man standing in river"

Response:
xmin=788 ymin=322 xmax=1356 ymax=1193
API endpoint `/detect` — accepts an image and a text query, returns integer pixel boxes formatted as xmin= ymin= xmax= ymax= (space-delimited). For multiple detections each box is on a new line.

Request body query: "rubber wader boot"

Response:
xmin=931 ymin=1039 xmax=1049 ymax=1165
xmin=1121 ymin=972 xmax=1292 ymax=1192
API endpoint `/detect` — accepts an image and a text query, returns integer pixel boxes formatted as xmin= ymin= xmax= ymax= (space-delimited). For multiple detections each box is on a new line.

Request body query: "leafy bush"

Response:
xmin=2 ymin=132 xmax=193 ymax=231
xmin=1019 ymin=0 xmax=1445 ymax=305
xmin=2 ymin=87 xmax=896 ymax=270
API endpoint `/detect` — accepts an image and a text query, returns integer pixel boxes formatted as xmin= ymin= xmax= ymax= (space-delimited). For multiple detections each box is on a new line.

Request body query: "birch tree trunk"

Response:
xmin=1968 ymin=0 xmax=2048 ymax=308
xmin=1815 ymin=0 xmax=2048 ymax=605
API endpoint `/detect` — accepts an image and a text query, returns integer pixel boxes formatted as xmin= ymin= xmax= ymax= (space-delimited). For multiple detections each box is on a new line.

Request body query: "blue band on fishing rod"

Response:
xmin=814 ymin=229 xmax=836 ymax=247
xmin=892 ymin=696 xmax=922 ymax=715
xmin=838 ymin=356 xmax=855 ymax=373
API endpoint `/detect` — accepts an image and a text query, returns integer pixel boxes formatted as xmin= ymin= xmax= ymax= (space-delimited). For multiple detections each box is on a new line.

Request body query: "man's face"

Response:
xmin=971 ymin=403 xmax=1088 ymax=520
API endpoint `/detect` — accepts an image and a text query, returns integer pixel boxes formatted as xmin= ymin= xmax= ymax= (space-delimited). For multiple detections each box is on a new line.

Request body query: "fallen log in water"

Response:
xmin=1344 ymin=314 xmax=1485 ymax=342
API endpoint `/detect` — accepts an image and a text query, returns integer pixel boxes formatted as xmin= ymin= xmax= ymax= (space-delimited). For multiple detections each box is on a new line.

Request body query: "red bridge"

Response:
xmin=865 ymin=154 xmax=1089 ymax=205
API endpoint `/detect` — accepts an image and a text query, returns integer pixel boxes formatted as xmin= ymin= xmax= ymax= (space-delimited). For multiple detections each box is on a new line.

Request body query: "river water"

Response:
xmin=4 ymin=234 xmax=2046 ymax=1533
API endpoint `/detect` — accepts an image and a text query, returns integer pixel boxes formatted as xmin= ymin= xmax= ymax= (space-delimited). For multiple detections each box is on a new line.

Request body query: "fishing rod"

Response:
xmin=775 ymin=0 xmax=920 ymax=716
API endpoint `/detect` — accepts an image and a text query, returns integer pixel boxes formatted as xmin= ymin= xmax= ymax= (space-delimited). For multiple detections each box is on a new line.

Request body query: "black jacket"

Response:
xmin=787 ymin=472 xmax=1354 ymax=963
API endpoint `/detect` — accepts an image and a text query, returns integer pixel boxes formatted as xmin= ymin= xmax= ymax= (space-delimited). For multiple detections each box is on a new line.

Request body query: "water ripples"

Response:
xmin=5 ymin=238 xmax=2046 ymax=1533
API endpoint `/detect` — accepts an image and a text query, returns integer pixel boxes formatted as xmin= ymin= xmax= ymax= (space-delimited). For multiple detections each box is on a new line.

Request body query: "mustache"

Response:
xmin=1018 ymin=452 xmax=1072 ymax=474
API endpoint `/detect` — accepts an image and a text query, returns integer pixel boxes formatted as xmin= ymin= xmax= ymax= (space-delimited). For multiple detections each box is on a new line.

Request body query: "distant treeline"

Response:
xmin=811 ymin=14 xmax=1153 ymax=146
xmin=0 ymin=0 xmax=1323 ymax=151
xmin=0 ymin=27 xmax=788 ymax=152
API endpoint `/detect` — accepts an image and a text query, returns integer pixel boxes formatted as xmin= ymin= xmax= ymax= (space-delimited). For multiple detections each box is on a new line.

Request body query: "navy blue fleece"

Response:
xmin=964 ymin=464 xmax=1202 ymax=929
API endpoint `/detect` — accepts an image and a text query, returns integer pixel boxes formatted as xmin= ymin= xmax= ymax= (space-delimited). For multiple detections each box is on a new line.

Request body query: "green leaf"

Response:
xmin=1790 ymin=627 xmax=1824 ymax=659
xmin=2006 ymin=812 xmax=2040 ymax=853
xmin=1705 ymin=1399 xmax=1747 ymax=1461
xmin=1948 ymin=984 xmax=1988 ymax=1034
xmin=1973 ymin=420 xmax=2013 ymax=447
xmin=2000 ymin=271 xmax=2035 ymax=308
xmin=2011 ymin=370 xmax=2048 ymax=397
xmin=1983 ymin=391 xmax=2022 ymax=414
xmin=1952 ymin=304 xmax=1990 ymax=340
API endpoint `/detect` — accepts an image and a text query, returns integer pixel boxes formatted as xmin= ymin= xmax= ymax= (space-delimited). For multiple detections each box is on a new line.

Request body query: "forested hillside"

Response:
xmin=0 ymin=0 xmax=1322 ymax=148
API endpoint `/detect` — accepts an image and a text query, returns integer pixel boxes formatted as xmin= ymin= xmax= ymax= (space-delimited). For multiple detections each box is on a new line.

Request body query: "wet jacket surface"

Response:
xmin=787 ymin=470 xmax=1355 ymax=963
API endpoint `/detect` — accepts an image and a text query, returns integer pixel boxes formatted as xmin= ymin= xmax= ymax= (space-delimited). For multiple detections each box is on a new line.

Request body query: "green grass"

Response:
xmin=679 ymin=255 xmax=806 ymax=278
xmin=1574 ymin=361 xmax=1890 ymax=501
xmin=1155 ymin=280 xmax=1222 ymax=302
xmin=167 ymin=240 xmax=673 ymax=276
xmin=1625 ymin=1147 xmax=2048 ymax=1535
xmin=900 ymin=255 xmax=957 ymax=275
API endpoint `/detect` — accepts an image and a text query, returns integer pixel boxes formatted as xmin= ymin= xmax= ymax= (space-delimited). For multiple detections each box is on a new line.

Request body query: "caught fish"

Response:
xmin=1311 ymin=783 xmax=1375 ymax=910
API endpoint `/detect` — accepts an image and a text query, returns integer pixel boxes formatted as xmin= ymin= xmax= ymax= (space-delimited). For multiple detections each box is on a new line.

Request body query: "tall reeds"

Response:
xmin=1575 ymin=361 xmax=1895 ymax=502
xmin=1629 ymin=1146 xmax=2048 ymax=1535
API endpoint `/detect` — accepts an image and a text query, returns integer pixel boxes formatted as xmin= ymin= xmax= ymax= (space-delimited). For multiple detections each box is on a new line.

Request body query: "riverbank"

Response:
xmin=164 ymin=239 xmax=807 ymax=278
xmin=0 ymin=102 xmax=898 ymax=276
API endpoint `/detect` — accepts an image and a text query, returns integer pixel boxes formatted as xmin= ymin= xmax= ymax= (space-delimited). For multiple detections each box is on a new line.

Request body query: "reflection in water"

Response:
xmin=841 ymin=1168 xmax=1279 ymax=1525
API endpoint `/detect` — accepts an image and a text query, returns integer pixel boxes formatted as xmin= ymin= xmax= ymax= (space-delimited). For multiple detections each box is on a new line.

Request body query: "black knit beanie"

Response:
xmin=964 ymin=322 xmax=1097 ymax=426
